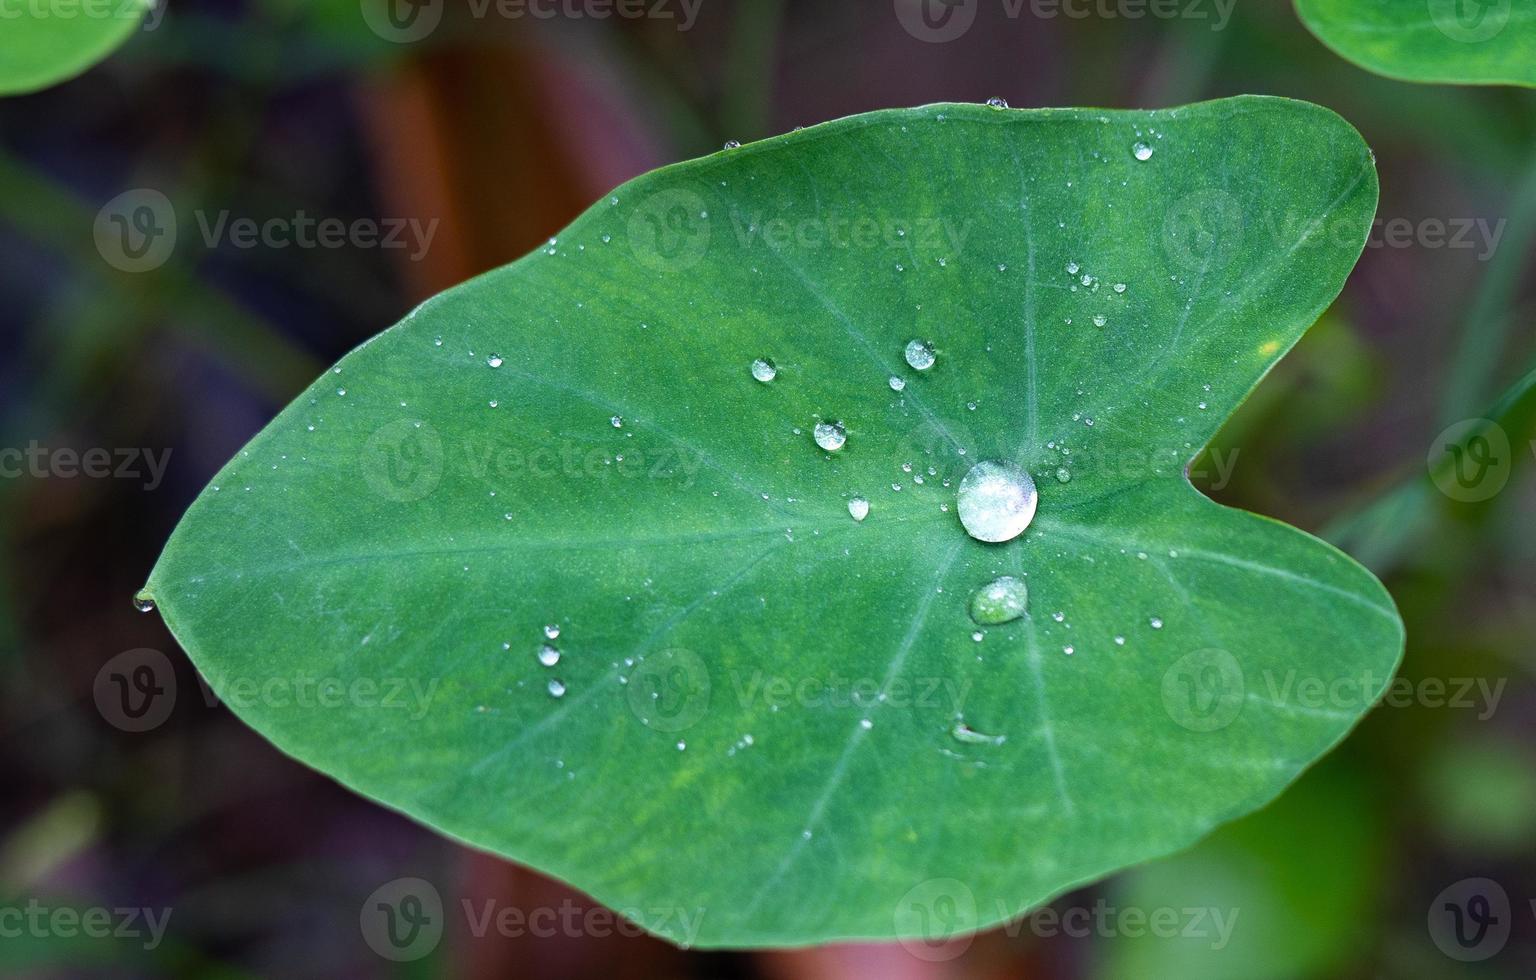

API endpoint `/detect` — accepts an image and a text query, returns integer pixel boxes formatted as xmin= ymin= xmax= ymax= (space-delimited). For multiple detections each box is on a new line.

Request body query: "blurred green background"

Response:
xmin=1 ymin=0 xmax=1533 ymax=976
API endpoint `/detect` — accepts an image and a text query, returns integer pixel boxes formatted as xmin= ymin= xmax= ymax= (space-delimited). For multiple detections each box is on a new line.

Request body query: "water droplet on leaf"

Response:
xmin=969 ymin=576 xmax=1028 ymax=625
xmin=956 ymin=460 xmax=1038 ymax=543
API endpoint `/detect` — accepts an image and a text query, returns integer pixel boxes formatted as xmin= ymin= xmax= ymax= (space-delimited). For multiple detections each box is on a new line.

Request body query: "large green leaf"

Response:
xmin=141 ymin=96 xmax=1401 ymax=948
xmin=1296 ymin=0 xmax=1536 ymax=86
xmin=0 ymin=0 xmax=150 ymax=95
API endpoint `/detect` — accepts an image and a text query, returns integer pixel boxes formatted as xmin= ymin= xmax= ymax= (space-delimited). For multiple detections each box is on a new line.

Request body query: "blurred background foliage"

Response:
xmin=0 ymin=1 xmax=1533 ymax=977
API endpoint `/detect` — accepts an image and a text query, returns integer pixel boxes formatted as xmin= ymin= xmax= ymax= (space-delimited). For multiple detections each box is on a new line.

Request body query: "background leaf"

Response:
xmin=141 ymin=96 xmax=1401 ymax=948
xmin=0 ymin=0 xmax=150 ymax=95
xmin=1295 ymin=0 xmax=1536 ymax=87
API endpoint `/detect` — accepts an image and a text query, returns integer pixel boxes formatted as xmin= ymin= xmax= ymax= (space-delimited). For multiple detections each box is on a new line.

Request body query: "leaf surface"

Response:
xmin=1296 ymin=0 xmax=1536 ymax=86
xmin=144 ymin=96 xmax=1402 ymax=947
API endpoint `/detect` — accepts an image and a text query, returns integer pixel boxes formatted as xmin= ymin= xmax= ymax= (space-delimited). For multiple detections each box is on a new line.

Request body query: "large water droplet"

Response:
xmin=848 ymin=496 xmax=870 ymax=522
xmin=969 ymin=576 xmax=1028 ymax=625
xmin=956 ymin=460 xmax=1038 ymax=543
xmin=813 ymin=421 xmax=847 ymax=452
xmin=904 ymin=339 xmax=936 ymax=371
xmin=751 ymin=358 xmax=777 ymax=382
xmin=132 ymin=592 xmax=156 ymax=613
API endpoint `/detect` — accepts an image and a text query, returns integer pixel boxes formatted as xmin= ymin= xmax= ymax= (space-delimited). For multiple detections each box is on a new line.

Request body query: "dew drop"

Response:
xmin=544 ymin=624 xmax=560 ymax=639
xmin=1133 ymin=141 xmax=1154 ymax=161
xmin=952 ymin=722 xmax=1006 ymax=746
xmin=956 ymin=460 xmax=1038 ymax=543
xmin=888 ymin=375 xmax=906 ymax=392
xmin=537 ymin=645 xmax=561 ymax=667
xmin=986 ymin=96 xmax=1010 ymax=109
xmin=1092 ymin=314 xmax=1108 ymax=328
xmin=610 ymin=415 xmax=623 ymax=428
xmin=969 ymin=576 xmax=1028 ymax=625
xmin=547 ymin=679 xmax=567 ymax=698
xmin=904 ymin=339 xmax=936 ymax=371
xmin=487 ymin=354 xmax=504 ymax=368
xmin=1149 ymin=616 xmax=1164 ymax=630
xmin=813 ymin=421 xmax=847 ymax=452
xmin=848 ymin=496 xmax=870 ymax=522
xmin=723 ymin=139 xmax=741 ymax=149
xmin=1054 ymin=467 xmax=1072 ymax=484
xmin=751 ymin=357 xmax=777 ymax=382
xmin=132 ymin=593 xmax=156 ymax=613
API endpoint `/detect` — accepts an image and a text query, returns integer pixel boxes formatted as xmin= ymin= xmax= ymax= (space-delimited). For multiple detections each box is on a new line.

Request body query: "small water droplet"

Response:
xmin=986 ymin=96 xmax=1009 ymax=108
xmin=1113 ymin=282 xmax=1127 ymax=294
xmin=1133 ymin=141 xmax=1154 ymax=161
xmin=904 ymin=339 xmax=936 ymax=371
xmin=544 ymin=624 xmax=560 ymax=639
xmin=547 ymin=679 xmax=567 ymax=698
xmin=1066 ymin=261 xmax=1080 ymax=275
xmin=132 ymin=593 xmax=155 ymax=613
xmin=677 ymin=739 xmax=687 ymax=750
xmin=1149 ymin=616 xmax=1164 ymax=630
xmin=1054 ymin=467 xmax=1071 ymax=484
xmin=859 ymin=718 xmax=874 ymax=730
xmin=610 ymin=415 xmax=624 ymax=429
xmin=952 ymin=722 xmax=1006 ymax=746
xmin=723 ymin=139 xmax=741 ymax=149
xmin=1114 ymin=635 xmax=1126 ymax=646
xmin=888 ymin=375 xmax=906 ymax=392
xmin=538 ymin=645 xmax=561 ymax=667
xmin=1092 ymin=314 xmax=1108 ymax=327
xmin=969 ymin=576 xmax=1027 ymax=625
xmin=487 ymin=354 xmax=504 ymax=368
xmin=848 ymin=496 xmax=870 ymax=522
xmin=956 ymin=460 xmax=1038 ymax=543
xmin=813 ymin=421 xmax=847 ymax=452
xmin=751 ymin=358 xmax=777 ymax=382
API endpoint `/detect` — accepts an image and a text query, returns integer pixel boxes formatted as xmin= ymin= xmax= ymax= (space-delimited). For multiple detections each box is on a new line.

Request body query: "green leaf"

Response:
xmin=1295 ymin=0 xmax=1536 ymax=87
xmin=0 ymin=0 xmax=150 ymax=95
xmin=142 ymin=96 xmax=1402 ymax=948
